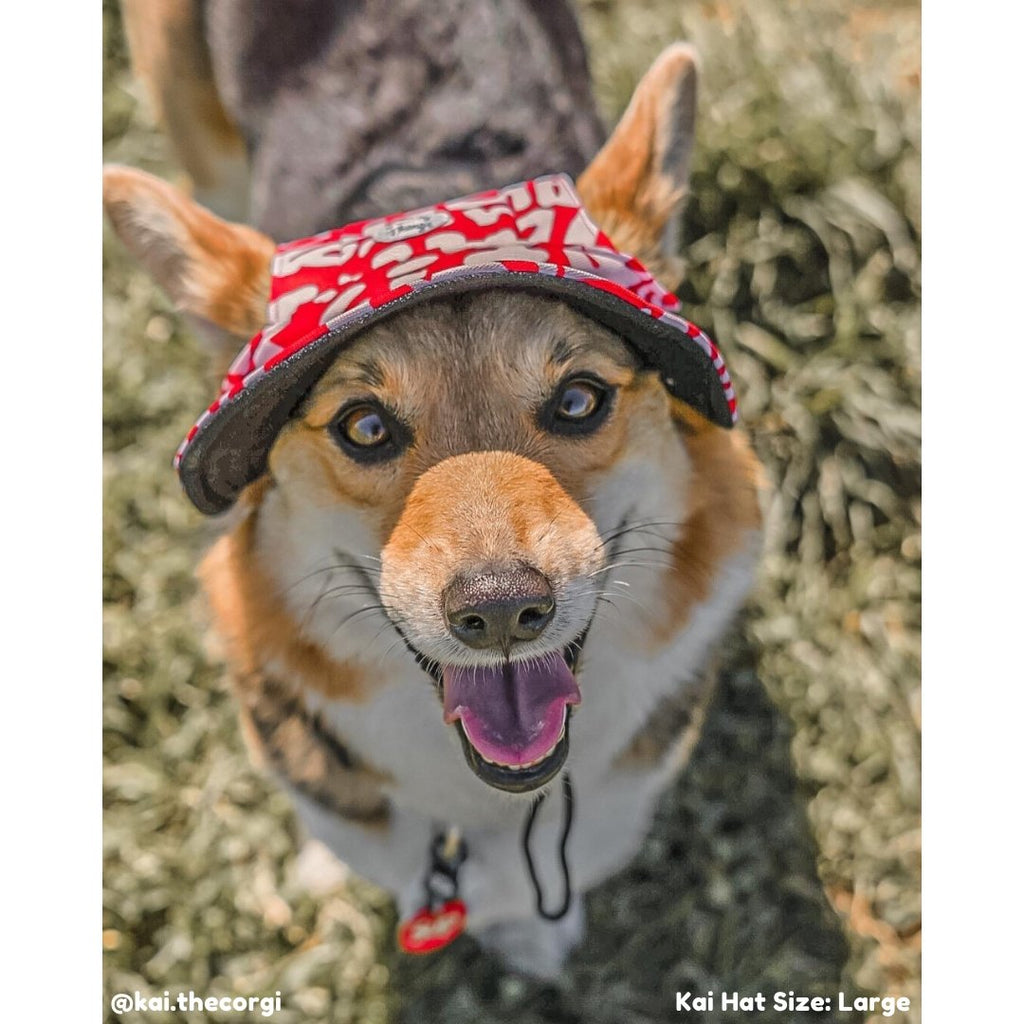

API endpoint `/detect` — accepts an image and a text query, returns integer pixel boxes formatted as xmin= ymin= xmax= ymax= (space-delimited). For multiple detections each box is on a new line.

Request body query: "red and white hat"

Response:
xmin=176 ymin=174 xmax=737 ymax=513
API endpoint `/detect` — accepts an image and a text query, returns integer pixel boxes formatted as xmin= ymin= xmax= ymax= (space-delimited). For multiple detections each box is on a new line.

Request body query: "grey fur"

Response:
xmin=202 ymin=0 xmax=606 ymax=240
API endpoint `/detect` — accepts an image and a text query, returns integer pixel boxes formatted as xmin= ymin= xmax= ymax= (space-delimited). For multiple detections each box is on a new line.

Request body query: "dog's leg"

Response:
xmin=472 ymin=669 xmax=719 ymax=979
xmin=286 ymin=788 xmax=434 ymax=906
xmin=289 ymin=789 xmax=585 ymax=979
xmin=120 ymin=0 xmax=250 ymax=221
xmin=447 ymin=788 xmax=589 ymax=978
xmin=568 ymin=666 xmax=719 ymax=893
xmin=476 ymin=898 xmax=584 ymax=980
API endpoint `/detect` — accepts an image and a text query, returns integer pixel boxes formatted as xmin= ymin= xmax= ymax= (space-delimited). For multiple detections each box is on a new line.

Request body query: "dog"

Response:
xmin=103 ymin=0 xmax=762 ymax=978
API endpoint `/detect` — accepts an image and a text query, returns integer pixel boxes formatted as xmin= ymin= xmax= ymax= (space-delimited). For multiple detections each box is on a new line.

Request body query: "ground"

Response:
xmin=102 ymin=1 xmax=921 ymax=1021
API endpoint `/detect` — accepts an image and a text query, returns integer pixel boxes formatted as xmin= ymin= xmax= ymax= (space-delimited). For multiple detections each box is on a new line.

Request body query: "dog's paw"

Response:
xmin=475 ymin=898 xmax=584 ymax=980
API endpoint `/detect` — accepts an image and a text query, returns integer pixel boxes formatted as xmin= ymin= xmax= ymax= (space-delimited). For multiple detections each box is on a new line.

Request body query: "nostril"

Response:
xmin=447 ymin=609 xmax=493 ymax=650
xmin=512 ymin=596 xmax=555 ymax=640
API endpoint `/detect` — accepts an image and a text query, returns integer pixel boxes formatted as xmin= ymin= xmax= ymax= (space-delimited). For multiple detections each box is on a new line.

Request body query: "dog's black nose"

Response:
xmin=444 ymin=566 xmax=555 ymax=650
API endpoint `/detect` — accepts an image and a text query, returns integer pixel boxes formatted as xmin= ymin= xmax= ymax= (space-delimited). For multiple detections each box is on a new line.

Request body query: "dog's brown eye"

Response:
xmin=557 ymin=382 xmax=601 ymax=420
xmin=330 ymin=401 xmax=409 ymax=462
xmin=540 ymin=375 xmax=613 ymax=436
xmin=341 ymin=407 xmax=390 ymax=447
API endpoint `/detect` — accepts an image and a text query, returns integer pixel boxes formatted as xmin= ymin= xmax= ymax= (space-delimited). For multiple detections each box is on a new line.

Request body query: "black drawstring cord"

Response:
xmin=521 ymin=772 xmax=575 ymax=921
xmin=423 ymin=828 xmax=466 ymax=911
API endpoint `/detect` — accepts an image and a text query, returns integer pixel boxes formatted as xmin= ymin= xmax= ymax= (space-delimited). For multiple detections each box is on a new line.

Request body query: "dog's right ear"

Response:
xmin=103 ymin=165 xmax=274 ymax=343
xmin=577 ymin=43 xmax=700 ymax=284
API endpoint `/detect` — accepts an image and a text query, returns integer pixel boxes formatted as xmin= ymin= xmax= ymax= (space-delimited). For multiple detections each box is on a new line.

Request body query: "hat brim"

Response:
xmin=178 ymin=272 xmax=733 ymax=514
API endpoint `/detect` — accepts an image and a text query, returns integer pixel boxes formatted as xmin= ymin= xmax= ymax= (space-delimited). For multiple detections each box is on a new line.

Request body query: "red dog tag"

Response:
xmin=397 ymin=899 xmax=467 ymax=954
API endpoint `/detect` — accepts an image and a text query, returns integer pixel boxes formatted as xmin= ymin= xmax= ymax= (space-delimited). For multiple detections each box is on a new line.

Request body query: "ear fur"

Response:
xmin=103 ymin=165 xmax=274 ymax=343
xmin=577 ymin=43 xmax=699 ymax=283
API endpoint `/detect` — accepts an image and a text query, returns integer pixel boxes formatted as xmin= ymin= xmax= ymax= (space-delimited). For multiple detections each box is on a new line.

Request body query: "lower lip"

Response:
xmin=456 ymin=713 xmax=572 ymax=794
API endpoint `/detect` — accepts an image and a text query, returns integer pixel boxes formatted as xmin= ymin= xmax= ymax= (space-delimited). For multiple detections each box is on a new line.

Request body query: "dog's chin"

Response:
xmin=439 ymin=640 xmax=584 ymax=794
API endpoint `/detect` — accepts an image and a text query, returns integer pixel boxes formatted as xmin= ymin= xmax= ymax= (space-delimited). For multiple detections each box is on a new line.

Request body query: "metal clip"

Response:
xmin=423 ymin=827 xmax=466 ymax=910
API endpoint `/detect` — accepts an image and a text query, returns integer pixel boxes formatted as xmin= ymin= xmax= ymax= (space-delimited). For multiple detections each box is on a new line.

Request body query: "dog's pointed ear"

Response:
xmin=577 ymin=43 xmax=699 ymax=281
xmin=103 ymin=165 xmax=274 ymax=341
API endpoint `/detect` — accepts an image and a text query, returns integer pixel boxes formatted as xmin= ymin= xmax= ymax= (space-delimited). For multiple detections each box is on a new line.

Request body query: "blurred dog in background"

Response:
xmin=103 ymin=0 xmax=761 ymax=976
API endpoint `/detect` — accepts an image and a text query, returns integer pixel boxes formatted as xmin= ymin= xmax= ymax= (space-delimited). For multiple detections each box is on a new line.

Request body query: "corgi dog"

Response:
xmin=104 ymin=0 xmax=762 ymax=977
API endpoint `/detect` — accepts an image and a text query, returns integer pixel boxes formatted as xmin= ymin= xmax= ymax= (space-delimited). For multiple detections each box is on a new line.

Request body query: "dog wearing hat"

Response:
xmin=104 ymin=0 xmax=762 ymax=977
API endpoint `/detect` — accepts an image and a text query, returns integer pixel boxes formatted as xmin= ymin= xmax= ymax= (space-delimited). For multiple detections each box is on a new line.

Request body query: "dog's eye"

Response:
xmin=557 ymin=382 xmax=601 ymax=420
xmin=541 ymin=376 xmax=612 ymax=436
xmin=342 ymin=407 xmax=390 ymax=446
xmin=331 ymin=402 xmax=407 ymax=461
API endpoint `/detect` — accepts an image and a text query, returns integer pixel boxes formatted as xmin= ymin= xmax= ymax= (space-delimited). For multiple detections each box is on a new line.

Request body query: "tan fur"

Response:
xmin=199 ymin=484 xmax=369 ymax=704
xmin=657 ymin=404 xmax=763 ymax=642
xmin=223 ymin=293 xmax=761 ymax=661
xmin=103 ymin=166 xmax=273 ymax=340
xmin=383 ymin=450 xmax=602 ymax=595
xmin=577 ymin=43 xmax=699 ymax=283
xmin=120 ymin=0 xmax=247 ymax=198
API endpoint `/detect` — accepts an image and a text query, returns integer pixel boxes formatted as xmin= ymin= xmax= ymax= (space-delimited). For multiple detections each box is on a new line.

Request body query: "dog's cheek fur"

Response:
xmin=655 ymin=403 xmax=764 ymax=644
xmin=198 ymin=484 xmax=370 ymax=704
xmin=552 ymin=380 xmax=761 ymax=655
xmin=264 ymin=419 xmax=429 ymax=544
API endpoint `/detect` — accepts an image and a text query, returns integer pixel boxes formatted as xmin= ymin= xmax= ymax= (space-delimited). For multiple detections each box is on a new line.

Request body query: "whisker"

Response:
xmin=534 ymin=505 xmax=570 ymax=546
xmin=587 ymin=558 xmax=676 ymax=578
xmin=327 ymin=603 xmax=391 ymax=641
xmin=297 ymin=570 xmax=333 ymax=633
xmin=365 ymin=615 xmax=416 ymax=665
xmin=305 ymin=581 xmax=383 ymax=621
xmin=600 ymin=582 xmax=657 ymax=617
xmin=285 ymin=551 xmax=384 ymax=591
xmin=607 ymin=544 xmax=677 ymax=557
xmin=596 ymin=518 xmax=684 ymax=544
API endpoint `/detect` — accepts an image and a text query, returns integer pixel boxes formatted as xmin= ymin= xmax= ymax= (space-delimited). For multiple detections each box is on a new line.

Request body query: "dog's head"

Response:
xmin=105 ymin=46 xmax=761 ymax=793
xmin=267 ymin=289 xmax=699 ymax=790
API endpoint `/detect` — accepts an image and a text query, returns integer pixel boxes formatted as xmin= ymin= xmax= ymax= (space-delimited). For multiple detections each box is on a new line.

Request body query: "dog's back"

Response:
xmin=123 ymin=0 xmax=605 ymax=238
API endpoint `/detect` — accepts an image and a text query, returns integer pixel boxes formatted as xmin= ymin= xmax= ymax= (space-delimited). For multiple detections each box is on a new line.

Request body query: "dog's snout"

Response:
xmin=444 ymin=567 xmax=555 ymax=650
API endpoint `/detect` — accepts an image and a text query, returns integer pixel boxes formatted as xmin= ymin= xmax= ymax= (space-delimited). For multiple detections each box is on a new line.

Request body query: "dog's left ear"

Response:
xmin=577 ymin=43 xmax=699 ymax=283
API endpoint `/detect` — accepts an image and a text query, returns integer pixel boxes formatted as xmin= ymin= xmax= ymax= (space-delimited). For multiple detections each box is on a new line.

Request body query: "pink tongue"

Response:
xmin=442 ymin=656 xmax=581 ymax=767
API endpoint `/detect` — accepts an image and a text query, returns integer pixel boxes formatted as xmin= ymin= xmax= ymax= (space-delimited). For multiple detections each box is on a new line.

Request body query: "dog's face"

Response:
xmin=258 ymin=290 xmax=692 ymax=790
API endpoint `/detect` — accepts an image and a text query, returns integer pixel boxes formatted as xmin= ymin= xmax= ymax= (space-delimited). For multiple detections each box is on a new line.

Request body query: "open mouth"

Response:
xmin=440 ymin=639 xmax=585 ymax=794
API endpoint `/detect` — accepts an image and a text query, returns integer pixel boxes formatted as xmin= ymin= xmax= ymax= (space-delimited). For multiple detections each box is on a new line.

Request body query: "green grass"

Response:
xmin=103 ymin=1 xmax=920 ymax=1020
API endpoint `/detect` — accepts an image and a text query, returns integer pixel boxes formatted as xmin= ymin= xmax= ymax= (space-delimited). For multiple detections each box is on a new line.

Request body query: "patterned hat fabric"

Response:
xmin=176 ymin=174 xmax=737 ymax=514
